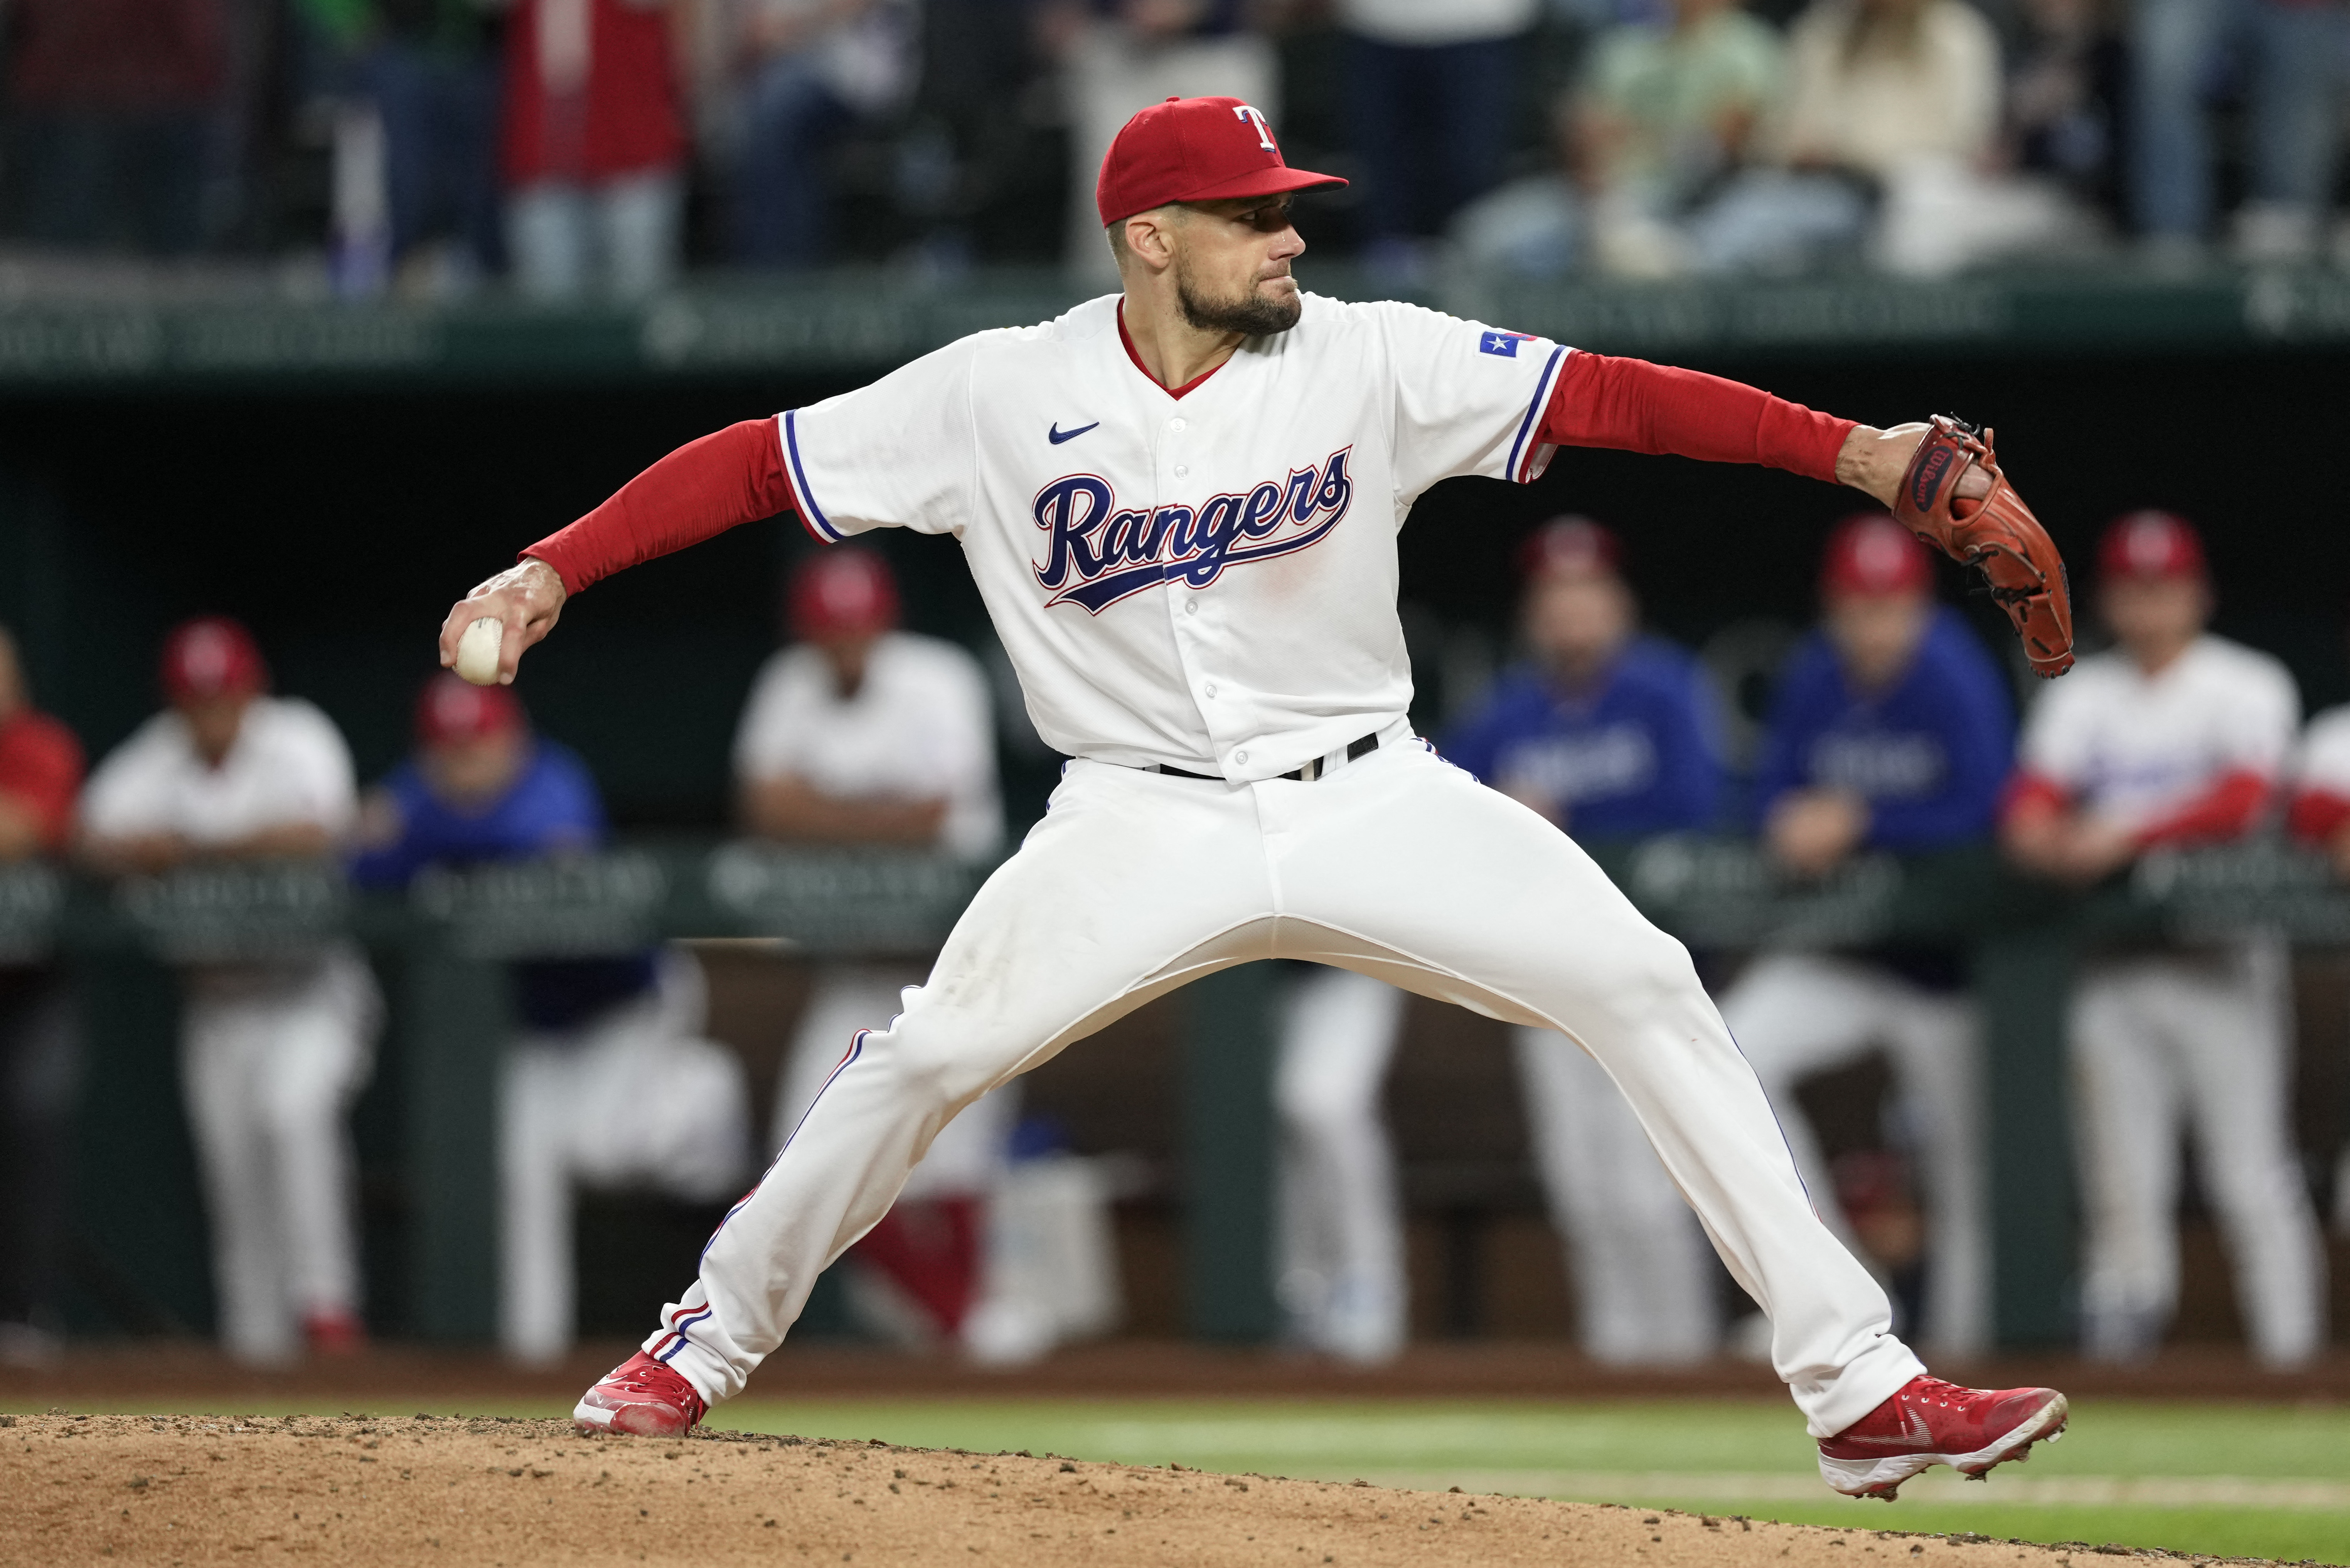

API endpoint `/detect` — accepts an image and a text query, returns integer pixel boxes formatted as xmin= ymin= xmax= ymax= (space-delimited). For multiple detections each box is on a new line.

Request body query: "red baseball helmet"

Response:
xmin=1819 ymin=514 xmax=1932 ymax=597
xmin=415 ymin=671 xmax=525 ymax=746
xmin=159 ymin=616 xmax=267 ymax=704
xmin=1096 ymin=96 xmax=1345 ymax=228
xmin=1518 ymin=516 xmax=1623 ymax=580
xmin=2098 ymin=510 xmax=2206 ymax=582
xmin=789 ymin=548 xmax=900 ymax=641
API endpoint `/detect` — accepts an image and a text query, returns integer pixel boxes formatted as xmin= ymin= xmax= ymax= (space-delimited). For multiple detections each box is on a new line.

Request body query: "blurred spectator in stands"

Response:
xmin=1048 ymin=1 xmax=1282 ymax=283
xmin=79 ymin=619 xmax=379 ymax=1366
xmin=1270 ymin=520 xmax=1725 ymax=1365
xmin=350 ymin=675 xmax=750 ymax=1364
xmin=291 ymin=0 xmax=506 ymax=296
xmin=0 ymin=625 xmax=83 ymax=1368
xmin=1688 ymin=0 xmax=2093 ymax=273
xmin=1717 ymin=516 xmax=2010 ymax=1357
xmin=1452 ymin=0 xmax=1783 ymax=277
xmin=2128 ymin=0 xmax=2347 ymax=263
xmin=2287 ymin=657 xmax=2350 ymax=1239
xmin=0 ymin=0 xmax=231 ymax=255
xmin=2001 ymin=0 xmax=2124 ymax=221
xmin=737 ymin=549 xmax=1050 ymax=1359
xmin=2004 ymin=511 xmax=2325 ymax=1366
xmin=1337 ymin=0 xmax=1535 ymax=279
xmin=718 ymin=0 xmax=918 ymax=266
xmin=498 ymin=0 xmax=691 ymax=299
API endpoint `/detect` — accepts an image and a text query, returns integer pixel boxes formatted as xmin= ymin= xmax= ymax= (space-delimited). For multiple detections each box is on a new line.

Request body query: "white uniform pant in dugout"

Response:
xmin=1274 ymin=967 xmax=1408 ymax=1363
xmin=2069 ymin=944 xmax=2326 ymax=1366
xmin=502 ymin=952 xmax=750 ymax=1364
xmin=1272 ymin=967 xmax=1719 ymax=1364
xmin=1718 ymin=953 xmax=1989 ymax=1358
xmin=647 ymin=737 xmax=1923 ymax=1433
xmin=180 ymin=949 xmax=379 ymax=1366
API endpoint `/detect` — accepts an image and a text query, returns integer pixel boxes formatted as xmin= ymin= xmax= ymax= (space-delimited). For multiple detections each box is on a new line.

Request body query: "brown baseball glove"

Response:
xmin=1893 ymin=416 xmax=2074 ymax=678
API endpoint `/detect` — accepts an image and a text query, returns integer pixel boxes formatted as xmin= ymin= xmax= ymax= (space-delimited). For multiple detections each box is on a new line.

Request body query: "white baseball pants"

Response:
xmin=1274 ymin=966 xmax=1408 ymax=1362
xmin=1718 ymin=953 xmax=1989 ymax=1358
xmin=1272 ymin=967 xmax=1720 ymax=1364
xmin=501 ymin=951 xmax=751 ymax=1364
xmin=1514 ymin=1025 xmax=1725 ymax=1363
xmin=179 ymin=950 xmax=378 ymax=1366
xmin=774 ymin=963 xmax=1020 ymax=1203
xmin=647 ymin=738 xmax=1922 ymax=1433
xmin=2070 ymin=944 xmax=2327 ymax=1366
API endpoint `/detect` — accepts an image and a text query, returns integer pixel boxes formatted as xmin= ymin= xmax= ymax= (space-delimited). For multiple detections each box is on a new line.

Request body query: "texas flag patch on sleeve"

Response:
xmin=1479 ymin=329 xmax=1534 ymax=357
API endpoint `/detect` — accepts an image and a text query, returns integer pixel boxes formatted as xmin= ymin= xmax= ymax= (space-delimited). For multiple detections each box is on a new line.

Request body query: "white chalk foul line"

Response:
xmin=1340 ymin=1472 xmax=2350 ymax=1510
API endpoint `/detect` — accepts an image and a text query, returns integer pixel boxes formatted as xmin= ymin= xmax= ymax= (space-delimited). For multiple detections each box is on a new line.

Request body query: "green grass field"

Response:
xmin=21 ymin=1394 xmax=2347 ymax=1563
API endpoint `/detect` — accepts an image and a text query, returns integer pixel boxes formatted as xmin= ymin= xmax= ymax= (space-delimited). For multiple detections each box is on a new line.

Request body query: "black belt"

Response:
xmin=1157 ymin=731 xmax=1381 ymax=783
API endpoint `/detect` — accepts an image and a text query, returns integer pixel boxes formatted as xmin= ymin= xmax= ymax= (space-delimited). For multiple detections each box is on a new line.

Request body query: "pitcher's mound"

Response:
xmin=0 ymin=1412 xmax=2225 ymax=1567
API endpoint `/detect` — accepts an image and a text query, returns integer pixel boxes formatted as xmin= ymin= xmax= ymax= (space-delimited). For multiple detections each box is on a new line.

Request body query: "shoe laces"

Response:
xmin=1902 ymin=1376 xmax=1974 ymax=1411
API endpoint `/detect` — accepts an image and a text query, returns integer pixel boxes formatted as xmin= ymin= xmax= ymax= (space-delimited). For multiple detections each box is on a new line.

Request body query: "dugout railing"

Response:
xmin=5 ymin=837 xmax=2341 ymax=1352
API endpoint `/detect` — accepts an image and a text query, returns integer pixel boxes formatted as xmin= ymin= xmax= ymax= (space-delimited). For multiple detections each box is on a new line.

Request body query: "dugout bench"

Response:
xmin=3 ymin=837 xmax=2339 ymax=1353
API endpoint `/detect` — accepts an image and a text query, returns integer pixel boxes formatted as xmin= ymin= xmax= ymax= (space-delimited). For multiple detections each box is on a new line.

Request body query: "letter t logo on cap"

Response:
xmin=1233 ymin=104 xmax=1276 ymax=151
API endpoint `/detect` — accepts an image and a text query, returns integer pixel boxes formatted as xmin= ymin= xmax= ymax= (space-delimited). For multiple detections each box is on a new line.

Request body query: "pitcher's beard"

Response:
xmin=1175 ymin=263 xmax=1302 ymax=337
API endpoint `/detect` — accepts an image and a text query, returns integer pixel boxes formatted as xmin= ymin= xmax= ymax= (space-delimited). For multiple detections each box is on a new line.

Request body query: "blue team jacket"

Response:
xmin=350 ymin=739 xmax=656 ymax=1030
xmin=1445 ymin=637 xmax=1724 ymax=840
xmin=1751 ymin=608 xmax=2013 ymax=852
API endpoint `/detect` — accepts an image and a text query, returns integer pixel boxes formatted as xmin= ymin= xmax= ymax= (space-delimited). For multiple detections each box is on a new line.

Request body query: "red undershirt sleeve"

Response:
xmin=522 ymin=418 xmax=800 ymax=596
xmin=2288 ymin=787 xmax=2350 ymax=844
xmin=2133 ymin=769 xmax=2272 ymax=849
xmin=1536 ymin=351 xmax=1857 ymax=484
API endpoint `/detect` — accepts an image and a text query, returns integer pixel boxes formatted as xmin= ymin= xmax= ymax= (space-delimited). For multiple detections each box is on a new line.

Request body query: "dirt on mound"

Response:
xmin=0 ymin=1412 xmax=2232 ymax=1568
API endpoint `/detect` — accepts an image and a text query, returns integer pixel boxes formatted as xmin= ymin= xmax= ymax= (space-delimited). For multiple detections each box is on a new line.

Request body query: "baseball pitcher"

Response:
xmin=441 ymin=96 xmax=2073 ymax=1498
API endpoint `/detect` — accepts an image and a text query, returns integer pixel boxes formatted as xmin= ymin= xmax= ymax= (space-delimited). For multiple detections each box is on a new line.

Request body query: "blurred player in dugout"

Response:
xmin=736 ymin=548 xmax=1044 ymax=1356
xmin=1717 ymin=516 xmax=2013 ymax=1359
xmin=350 ymin=674 xmax=752 ymax=1365
xmin=0 ymin=623 xmax=84 ymax=1367
xmin=2003 ymin=511 xmax=2326 ymax=1367
xmin=79 ymin=619 xmax=380 ymax=1365
xmin=1273 ymin=517 xmax=1728 ymax=1364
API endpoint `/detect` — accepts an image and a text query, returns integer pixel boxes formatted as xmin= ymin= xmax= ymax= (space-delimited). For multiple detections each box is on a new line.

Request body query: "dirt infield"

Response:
xmin=0 ymin=1412 xmax=2271 ymax=1568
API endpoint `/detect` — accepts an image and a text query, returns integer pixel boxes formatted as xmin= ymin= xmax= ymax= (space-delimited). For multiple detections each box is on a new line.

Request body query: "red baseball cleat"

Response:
xmin=573 ymin=1351 xmax=709 ymax=1437
xmin=1818 ymin=1375 xmax=2068 ymax=1500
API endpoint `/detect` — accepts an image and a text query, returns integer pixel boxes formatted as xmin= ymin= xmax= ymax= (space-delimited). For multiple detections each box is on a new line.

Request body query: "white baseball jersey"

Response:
xmin=83 ymin=696 xmax=360 ymax=845
xmin=733 ymin=630 xmax=1002 ymax=860
xmin=775 ymin=293 xmax=1566 ymax=781
xmin=2016 ymin=635 xmax=2298 ymax=835
xmin=2293 ymin=706 xmax=2350 ymax=799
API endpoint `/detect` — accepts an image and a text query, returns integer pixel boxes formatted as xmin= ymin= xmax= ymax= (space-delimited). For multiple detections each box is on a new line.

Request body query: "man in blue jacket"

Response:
xmin=1275 ymin=518 xmax=1729 ymax=1364
xmin=352 ymin=674 xmax=750 ymax=1364
xmin=1720 ymin=515 xmax=2013 ymax=1358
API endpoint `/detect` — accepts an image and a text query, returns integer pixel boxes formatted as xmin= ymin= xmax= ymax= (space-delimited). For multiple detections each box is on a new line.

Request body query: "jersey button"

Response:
xmin=1205 ymin=683 xmax=1218 ymax=697
xmin=1174 ymin=465 xmax=1189 ymax=478
xmin=1184 ymin=600 xmax=1198 ymax=615
xmin=1170 ymin=418 xmax=1187 ymax=432
xmin=1234 ymin=750 xmax=1248 ymax=764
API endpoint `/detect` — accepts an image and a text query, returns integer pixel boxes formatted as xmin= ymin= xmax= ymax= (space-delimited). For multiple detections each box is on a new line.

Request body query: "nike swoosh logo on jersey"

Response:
xmin=1048 ymin=421 xmax=1099 ymax=445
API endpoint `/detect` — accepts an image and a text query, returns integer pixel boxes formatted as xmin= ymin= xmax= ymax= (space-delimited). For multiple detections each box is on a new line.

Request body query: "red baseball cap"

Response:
xmin=1820 ymin=514 xmax=1932 ymax=597
xmin=1096 ymin=97 xmax=1345 ymax=228
xmin=1519 ymin=516 xmax=1623 ymax=579
xmin=790 ymin=548 xmax=900 ymax=640
xmin=416 ymin=671 xmax=525 ymax=746
xmin=2099 ymin=510 xmax=2206 ymax=582
xmin=160 ymin=616 xmax=268 ymax=704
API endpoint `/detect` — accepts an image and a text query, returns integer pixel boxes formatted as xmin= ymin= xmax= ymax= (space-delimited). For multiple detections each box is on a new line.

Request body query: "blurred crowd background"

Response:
xmin=0 ymin=0 xmax=2345 ymax=300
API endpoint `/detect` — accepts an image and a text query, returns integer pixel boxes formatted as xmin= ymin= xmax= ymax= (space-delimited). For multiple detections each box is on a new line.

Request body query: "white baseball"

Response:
xmin=455 ymin=616 xmax=505 ymax=686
